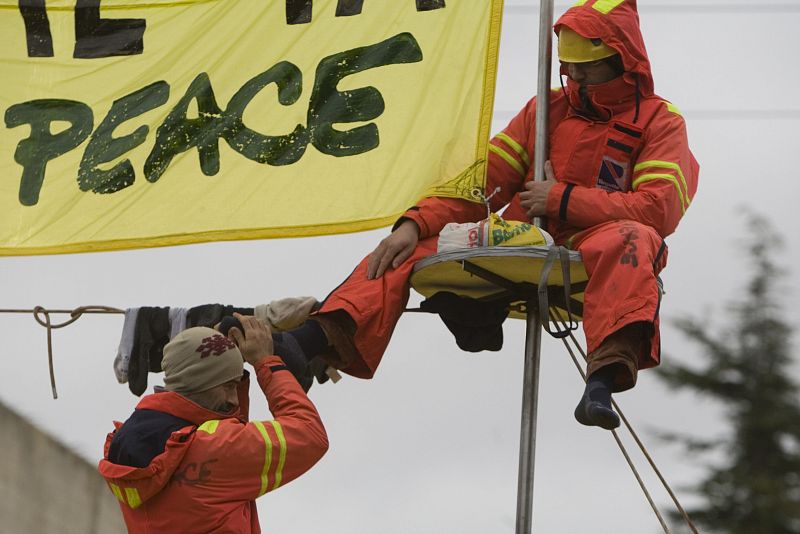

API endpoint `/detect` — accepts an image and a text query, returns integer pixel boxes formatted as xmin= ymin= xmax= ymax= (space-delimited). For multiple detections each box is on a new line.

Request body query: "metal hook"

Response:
xmin=472 ymin=186 xmax=501 ymax=219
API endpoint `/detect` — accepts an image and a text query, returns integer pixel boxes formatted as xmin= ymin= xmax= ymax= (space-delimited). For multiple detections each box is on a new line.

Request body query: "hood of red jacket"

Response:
xmin=555 ymin=0 xmax=654 ymax=97
xmin=97 ymin=391 xmax=239 ymax=507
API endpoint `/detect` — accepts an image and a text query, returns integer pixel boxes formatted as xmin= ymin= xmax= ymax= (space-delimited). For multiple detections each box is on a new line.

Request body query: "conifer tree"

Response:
xmin=657 ymin=215 xmax=800 ymax=533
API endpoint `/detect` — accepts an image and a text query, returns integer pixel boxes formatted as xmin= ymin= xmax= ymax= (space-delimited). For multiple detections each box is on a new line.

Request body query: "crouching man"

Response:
xmin=98 ymin=314 xmax=328 ymax=533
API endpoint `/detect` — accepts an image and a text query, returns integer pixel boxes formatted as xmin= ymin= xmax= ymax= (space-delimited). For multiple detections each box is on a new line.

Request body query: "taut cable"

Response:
xmin=550 ymin=310 xmax=670 ymax=534
xmin=549 ymin=309 xmax=700 ymax=534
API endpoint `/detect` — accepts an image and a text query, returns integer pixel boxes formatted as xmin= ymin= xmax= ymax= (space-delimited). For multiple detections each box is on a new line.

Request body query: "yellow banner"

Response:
xmin=0 ymin=0 xmax=503 ymax=255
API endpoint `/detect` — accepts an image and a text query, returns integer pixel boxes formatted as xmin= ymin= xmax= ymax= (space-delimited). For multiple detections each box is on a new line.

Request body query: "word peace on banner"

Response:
xmin=0 ymin=0 xmax=502 ymax=255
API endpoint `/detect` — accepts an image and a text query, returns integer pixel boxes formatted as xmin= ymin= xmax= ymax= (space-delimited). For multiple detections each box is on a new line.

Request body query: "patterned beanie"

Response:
xmin=162 ymin=327 xmax=244 ymax=394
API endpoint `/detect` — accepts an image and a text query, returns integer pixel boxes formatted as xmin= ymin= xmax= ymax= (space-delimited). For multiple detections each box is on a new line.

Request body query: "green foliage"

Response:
xmin=656 ymin=214 xmax=800 ymax=534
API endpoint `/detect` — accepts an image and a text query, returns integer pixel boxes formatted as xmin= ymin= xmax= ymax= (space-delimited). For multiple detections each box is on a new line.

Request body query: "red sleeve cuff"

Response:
xmin=395 ymin=209 xmax=429 ymax=239
xmin=254 ymin=355 xmax=288 ymax=377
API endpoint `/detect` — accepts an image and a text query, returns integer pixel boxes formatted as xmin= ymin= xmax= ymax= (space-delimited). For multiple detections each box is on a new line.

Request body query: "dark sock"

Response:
xmin=282 ymin=320 xmax=329 ymax=362
xmin=574 ymin=365 xmax=621 ymax=430
xmin=586 ymin=365 xmax=616 ymax=407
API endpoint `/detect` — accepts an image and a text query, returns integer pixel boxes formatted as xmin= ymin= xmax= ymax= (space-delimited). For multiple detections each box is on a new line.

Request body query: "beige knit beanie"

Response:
xmin=162 ymin=327 xmax=244 ymax=394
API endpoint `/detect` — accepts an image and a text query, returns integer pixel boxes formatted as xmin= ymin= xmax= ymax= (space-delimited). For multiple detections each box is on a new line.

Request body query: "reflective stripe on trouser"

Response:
xmin=573 ymin=219 xmax=666 ymax=379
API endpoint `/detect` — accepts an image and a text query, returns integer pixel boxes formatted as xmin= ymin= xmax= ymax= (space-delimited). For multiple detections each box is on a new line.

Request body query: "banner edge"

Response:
xmin=0 ymin=215 xmax=400 ymax=257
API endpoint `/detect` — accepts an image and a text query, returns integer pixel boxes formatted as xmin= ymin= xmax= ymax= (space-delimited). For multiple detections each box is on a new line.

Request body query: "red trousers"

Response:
xmin=319 ymin=220 xmax=666 ymax=387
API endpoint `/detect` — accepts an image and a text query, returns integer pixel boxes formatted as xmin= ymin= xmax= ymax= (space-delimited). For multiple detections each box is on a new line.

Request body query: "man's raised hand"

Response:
xmin=228 ymin=313 xmax=274 ymax=366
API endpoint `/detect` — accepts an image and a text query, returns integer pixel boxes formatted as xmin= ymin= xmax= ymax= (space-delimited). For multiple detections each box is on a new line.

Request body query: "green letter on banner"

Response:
xmin=307 ymin=32 xmax=423 ymax=157
xmin=5 ymin=100 xmax=94 ymax=206
xmin=79 ymin=81 xmax=170 ymax=194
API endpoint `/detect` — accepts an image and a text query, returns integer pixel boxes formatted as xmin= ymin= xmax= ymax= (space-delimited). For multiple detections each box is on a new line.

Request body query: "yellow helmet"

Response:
xmin=558 ymin=26 xmax=617 ymax=63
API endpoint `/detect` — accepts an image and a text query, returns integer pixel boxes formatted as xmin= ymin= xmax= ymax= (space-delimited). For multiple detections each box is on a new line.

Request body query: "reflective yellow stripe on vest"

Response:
xmin=198 ymin=420 xmax=220 ymax=435
xmin=125 ymin=487 xmax=142 ymax=509
xmin=251 ymin=420 xmax=287 ymax=495
xmin=109 ymin=483 xmax=124 ymax=503
xmin=665 ymin=101 xmax=683 ymax=117
xmin=488 ymin=145 xmax=525 ymax=177
xmin=634 ymin=160 xmax=691 ymax=208
xmin=252 ymin=421 xmax=273 ymax=497
xmin=495 ymin=133 xmax=530 ymax=167
xmin=271 ymin=421 xmax=287 ymax=490
xmin=632 ymin=174 xmax=688 ymax=214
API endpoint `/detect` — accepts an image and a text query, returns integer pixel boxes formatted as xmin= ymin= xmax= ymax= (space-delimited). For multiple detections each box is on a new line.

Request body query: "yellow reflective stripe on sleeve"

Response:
xmin=109 ymin=483 xmax=124 ymax=503
xmin=125 ymin=487 xmax=142 ymax=509
xmin=634 ymin=160 xmax=691 ymax=206
xmin=495 ymin=133 xmax=530 ymax=167
xmin=573 ymin=0 xmax=588 ymax=6
xmin=592 ymin=0 xmax=626 ymax=14
xmin=197 ymin=419 xmax=220 ymax=435
xmin=632 ymin=174 xmax=687 ymax=214
xmin=270 ymin=421 xmax=287 ymax=490
xmin=252 ymin=421 xmax=273 ymax=497
xmin=665 ymin=101 xmax=683 ymax=117
xmin=488 ymin=145 xmax=525 ymax=177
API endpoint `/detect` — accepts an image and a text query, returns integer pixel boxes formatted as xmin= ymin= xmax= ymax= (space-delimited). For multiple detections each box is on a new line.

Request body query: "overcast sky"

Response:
xmin=2 ymin=1 xmax=800 ymax=533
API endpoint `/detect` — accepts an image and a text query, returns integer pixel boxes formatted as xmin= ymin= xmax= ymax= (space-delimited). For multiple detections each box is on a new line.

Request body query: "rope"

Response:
xmin=549 ymin=309 xmax=700 ymax=534
xmin=0 ymin=303 xmax=699 ymax=534
xmin=1 ymin=306 xmax=124 ymax=399
xmin=550 ymin=310 xmax=669 ymax=533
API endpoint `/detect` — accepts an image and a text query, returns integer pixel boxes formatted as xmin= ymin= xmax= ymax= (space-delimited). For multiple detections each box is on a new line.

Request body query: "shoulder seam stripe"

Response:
xmin=592 ymin=0 xmax=625 ymax=14
xmin=664 ymin=101 xmax=683 ymax=117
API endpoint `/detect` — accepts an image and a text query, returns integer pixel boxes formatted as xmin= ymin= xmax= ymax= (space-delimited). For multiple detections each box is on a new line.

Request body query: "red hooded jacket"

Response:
xmin=401 ymin=0 xmax=698 ymax=246
xmin=98 ymin=357 xmax=328 ymax=533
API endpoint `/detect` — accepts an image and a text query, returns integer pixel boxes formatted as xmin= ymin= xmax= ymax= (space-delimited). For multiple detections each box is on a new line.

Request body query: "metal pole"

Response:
xmin=515 ymin=302 xmax=543 ymax=533
xmin=533 ymin=0 xmax=554 ymax=197
xmin=515 ymin=1 xmax=553 ymax=532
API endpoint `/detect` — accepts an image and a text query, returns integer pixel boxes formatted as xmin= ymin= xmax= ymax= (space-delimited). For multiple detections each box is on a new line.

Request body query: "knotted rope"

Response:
xmin=1 ymin=306 xmax=124 ymax=399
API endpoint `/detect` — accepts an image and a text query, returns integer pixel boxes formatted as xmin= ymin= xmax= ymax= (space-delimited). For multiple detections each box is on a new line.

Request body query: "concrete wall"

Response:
xmin=0 ymin=401 xmax=126 ymax=534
